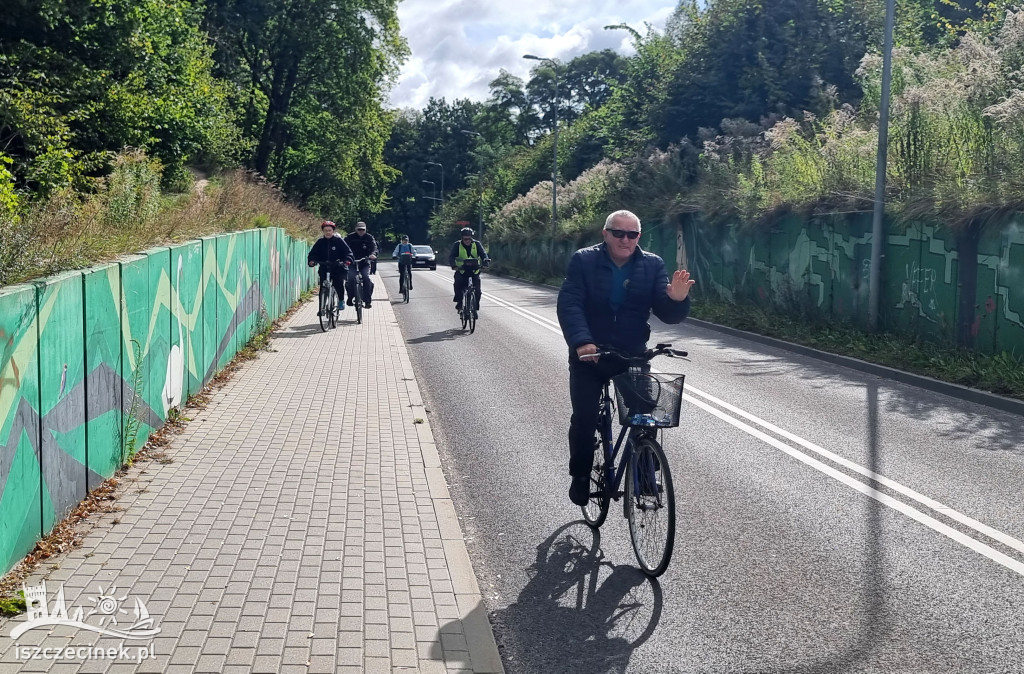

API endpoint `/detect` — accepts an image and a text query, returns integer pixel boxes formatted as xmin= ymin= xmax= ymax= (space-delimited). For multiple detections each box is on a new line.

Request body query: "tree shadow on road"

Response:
xmin=672 ymin=324 xmax=1024 ymax=455
xmin=491 ymin=522 xmax=663 ymax=674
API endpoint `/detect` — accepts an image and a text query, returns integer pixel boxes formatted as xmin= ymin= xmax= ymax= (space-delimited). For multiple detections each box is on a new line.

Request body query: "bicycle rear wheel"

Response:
xmin=319 ymin=286 xmax=330 ymax=332
xmin=581 ymin=409 xmax=611 ymax=527
xmin=624 ymin=437 xmax=675 ymax=577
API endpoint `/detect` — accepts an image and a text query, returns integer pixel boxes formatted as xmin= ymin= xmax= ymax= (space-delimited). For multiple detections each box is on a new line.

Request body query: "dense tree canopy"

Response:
xmin=364 ymin=0 xmax=1019 ymax=244
xmin=0 ymin=0 xmax=406 ymax=220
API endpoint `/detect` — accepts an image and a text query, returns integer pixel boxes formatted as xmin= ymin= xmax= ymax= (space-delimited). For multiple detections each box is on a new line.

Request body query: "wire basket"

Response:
xmin=613 ymin=371 xmax=685 ymax=428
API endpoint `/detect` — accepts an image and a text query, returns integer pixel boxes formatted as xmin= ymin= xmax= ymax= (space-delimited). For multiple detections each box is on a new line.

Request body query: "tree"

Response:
xmin=204 ymin=0 xmax=408 ymax=216
xmin=0 ymin=0 xmax=239 ymax=192
xmin=656 ymin=0 xmax=883 ymax=145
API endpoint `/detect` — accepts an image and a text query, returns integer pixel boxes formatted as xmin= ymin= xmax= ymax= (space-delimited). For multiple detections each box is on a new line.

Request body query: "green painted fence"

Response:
xmin=0 ymin=227 xmax=315 ymax=573
xmin=490 ymin=213 xmax=1024 ymax=356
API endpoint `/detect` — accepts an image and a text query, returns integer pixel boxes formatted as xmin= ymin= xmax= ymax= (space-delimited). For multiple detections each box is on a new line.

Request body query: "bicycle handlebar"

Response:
xmin=579 ymin=343 xmax=688 ymax=364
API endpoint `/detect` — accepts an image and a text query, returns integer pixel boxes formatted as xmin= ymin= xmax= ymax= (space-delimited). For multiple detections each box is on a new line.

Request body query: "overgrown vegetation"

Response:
xmin=0 ymin=150 xmax=319 ymax=286
xmin=122 ymin=339 xmax=145 ymax=467
xmin=692 ymin=300 xmax=1024 ymax=400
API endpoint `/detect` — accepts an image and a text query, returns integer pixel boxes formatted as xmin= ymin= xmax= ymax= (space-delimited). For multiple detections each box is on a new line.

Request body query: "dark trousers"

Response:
xmin=346 ymin=261 xmax=374 ymax=302
xmin=318 ymin=267 xmax=345 ymax=305
xmin=567 ymin=356 xmax=631 ymax=478
xmin=398 ymin=258 xmax=413 ymax=289
xmin=453 ymin=272 xmax=481 ymax=308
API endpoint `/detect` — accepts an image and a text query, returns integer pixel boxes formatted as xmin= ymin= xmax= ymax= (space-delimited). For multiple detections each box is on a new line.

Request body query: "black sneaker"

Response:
xmin=472 ymin=310 xmax=478 ymax=319
xmin=347 ymin=297 xmax=354 ymax=306
xmin=569 ymin=476 xmax=590 ymax=506
xmin=455 ymin=304 xmax=462 ymax=313
xmin=317 ymin=310 xmax=323 ymax=317
xmin=364 ymin=301 xmax=372 ymax=308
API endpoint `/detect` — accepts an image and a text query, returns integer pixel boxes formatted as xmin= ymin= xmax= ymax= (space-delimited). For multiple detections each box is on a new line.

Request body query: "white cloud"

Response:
xmin=389 ymin=0 xmax=676 ymax=109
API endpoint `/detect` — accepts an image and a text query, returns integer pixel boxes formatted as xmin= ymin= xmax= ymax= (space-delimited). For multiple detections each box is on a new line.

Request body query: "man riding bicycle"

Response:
xmin=344 ymin=222 xmax=378 ymax=308
xmin=556 ymin=210 xmax=695 ymax=506
xmin=393 ymin=235 xmax=414 ymax=291
xmin=448 ymin=227 xmax=489 ymax=317
xmin=307 ymin=220 xmax=353 ymax=314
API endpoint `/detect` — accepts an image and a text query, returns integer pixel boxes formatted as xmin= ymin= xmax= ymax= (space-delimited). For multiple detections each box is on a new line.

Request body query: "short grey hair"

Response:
xmin=604 ymin=210 xmax=641 ymax=231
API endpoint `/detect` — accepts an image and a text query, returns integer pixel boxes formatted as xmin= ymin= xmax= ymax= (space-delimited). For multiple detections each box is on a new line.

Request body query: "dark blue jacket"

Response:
xmin=557 ymin=243 xmax=690 ymax=356
xmin=308 ymin=234 xmax=354 ymax=268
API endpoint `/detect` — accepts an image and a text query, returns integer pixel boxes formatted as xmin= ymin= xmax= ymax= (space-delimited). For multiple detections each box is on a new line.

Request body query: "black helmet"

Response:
xmin=460 ymin=227 xmax=474 ymax=237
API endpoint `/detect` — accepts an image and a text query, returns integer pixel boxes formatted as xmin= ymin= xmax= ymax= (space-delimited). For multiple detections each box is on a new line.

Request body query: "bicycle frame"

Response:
xmin=596 ymin=383 xmax=659 ymax=501
xmin=348 ymin=257 xmax=370 ymax=302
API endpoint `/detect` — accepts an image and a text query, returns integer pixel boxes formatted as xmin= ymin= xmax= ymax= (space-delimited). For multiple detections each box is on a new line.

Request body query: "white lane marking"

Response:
xmin=687 ymin=395 xmax=1024 ymax=577
xmin=469 ymin=280 xmax=1024 ymax=569
xmin=686 ymin=387 xmax=1024 ymax=557
xmin=426 ymin=271 xmax=562 ymax=334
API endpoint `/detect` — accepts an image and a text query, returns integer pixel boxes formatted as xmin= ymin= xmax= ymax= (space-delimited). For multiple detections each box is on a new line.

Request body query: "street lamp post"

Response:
xmin=523 ymin=54 xmax=559 ymax=236
xmin=421 ymin=180 xmax=437 ymax=212
xmin=426 ymin=162 xmax=444 ymax=205
xmin=868 ymin=0 xmax=896 ymax=332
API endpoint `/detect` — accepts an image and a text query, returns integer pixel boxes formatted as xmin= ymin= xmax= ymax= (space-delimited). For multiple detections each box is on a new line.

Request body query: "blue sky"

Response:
xmin=389 ymin=1 xmax=679 ymax=109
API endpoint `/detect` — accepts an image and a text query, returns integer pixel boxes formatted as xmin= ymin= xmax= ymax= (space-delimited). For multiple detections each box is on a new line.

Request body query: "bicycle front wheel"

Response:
xmin=328 ymin=285 xmax=338 ymax=329
xmin=624 ymin=437 xmax=675 ymax=577
xmin=402 ymin=269 xmax=411 ymax=303
xmin=354 ymin=283 xmax=363 ymax=324
xmin=581 ymin=423 xmax=610 ymax=528
xmin=319 ymin=286 xmax=330 ymax=332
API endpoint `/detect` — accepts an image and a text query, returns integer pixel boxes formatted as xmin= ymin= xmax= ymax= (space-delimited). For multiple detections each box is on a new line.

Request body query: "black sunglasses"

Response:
xmin=606 ymin=228 xmax=640 ymax=240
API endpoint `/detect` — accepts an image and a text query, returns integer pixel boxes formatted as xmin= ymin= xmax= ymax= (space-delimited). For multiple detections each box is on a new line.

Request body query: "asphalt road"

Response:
xmin=381 ymin=261 xmax=1024 ymax=674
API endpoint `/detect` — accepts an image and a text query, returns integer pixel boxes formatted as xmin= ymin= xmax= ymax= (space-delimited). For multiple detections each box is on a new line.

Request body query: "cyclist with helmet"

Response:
xmin=448 ymin=227 xmax=490 ymax=316
xmin=344 ymin=222 xmax=378 ymax=308
xmin=307 ymin=221 xmax=354 ymax=314
xmin=393 ymin=235 xmax=415 ymax=291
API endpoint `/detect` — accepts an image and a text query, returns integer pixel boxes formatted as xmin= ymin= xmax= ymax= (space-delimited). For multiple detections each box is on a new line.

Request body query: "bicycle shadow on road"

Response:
xmin=407 ymin=329 xmax=471 ymax=344
xmin=272 ymin=323 xmax=327 ymax=338
xmin=490 ymin=521 xmax=662 ymax=674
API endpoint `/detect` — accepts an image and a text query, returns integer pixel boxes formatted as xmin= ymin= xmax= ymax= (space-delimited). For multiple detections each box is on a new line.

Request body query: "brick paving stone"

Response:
xmin=0 ymin=281 xmax=501 ymax=674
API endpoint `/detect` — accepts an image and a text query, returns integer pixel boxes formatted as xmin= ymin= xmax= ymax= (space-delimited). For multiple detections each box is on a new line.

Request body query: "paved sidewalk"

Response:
xmin=0 ymin=278 xmax=503 ymax=673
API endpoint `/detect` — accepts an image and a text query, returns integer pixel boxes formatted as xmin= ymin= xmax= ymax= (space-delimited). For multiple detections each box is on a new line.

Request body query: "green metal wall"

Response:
xmin=491 ymin=214 xmax=1024 ymax=356
xmin=0 ymin=227 xmax=315 ymax=573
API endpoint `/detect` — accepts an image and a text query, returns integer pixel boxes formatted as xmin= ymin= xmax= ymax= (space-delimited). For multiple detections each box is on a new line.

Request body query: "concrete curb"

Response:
xmin=687 ymin=317 xmax=1024 ymax=418
xmin=490 ymin=270 xmax=1024 ymax=418
xmin=386 ymin=288 xmax=506 ymax=673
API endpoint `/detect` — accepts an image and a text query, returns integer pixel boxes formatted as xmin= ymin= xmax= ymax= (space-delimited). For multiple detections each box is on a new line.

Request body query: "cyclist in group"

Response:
xmin=393 ymin=235 xmax=415 ymax=291
xmin=307 ymin=221 xmax=353 ymax=315
xmin=344 ymin=222 xmax=378 ymax=308
xmin=448 ymin=227 xmax=489 ymax=317
xmin=556 ymin=210 xmax=695 ymax=506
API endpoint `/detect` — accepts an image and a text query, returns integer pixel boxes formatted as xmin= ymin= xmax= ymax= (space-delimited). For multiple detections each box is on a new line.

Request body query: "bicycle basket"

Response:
xmin=612 ymin=372 xmax=685 ymax=428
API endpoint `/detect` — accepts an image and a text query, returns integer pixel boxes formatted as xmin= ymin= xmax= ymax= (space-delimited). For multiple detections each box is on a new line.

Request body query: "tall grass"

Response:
xmin=0 ymin=150 xmax=319 ymax=287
